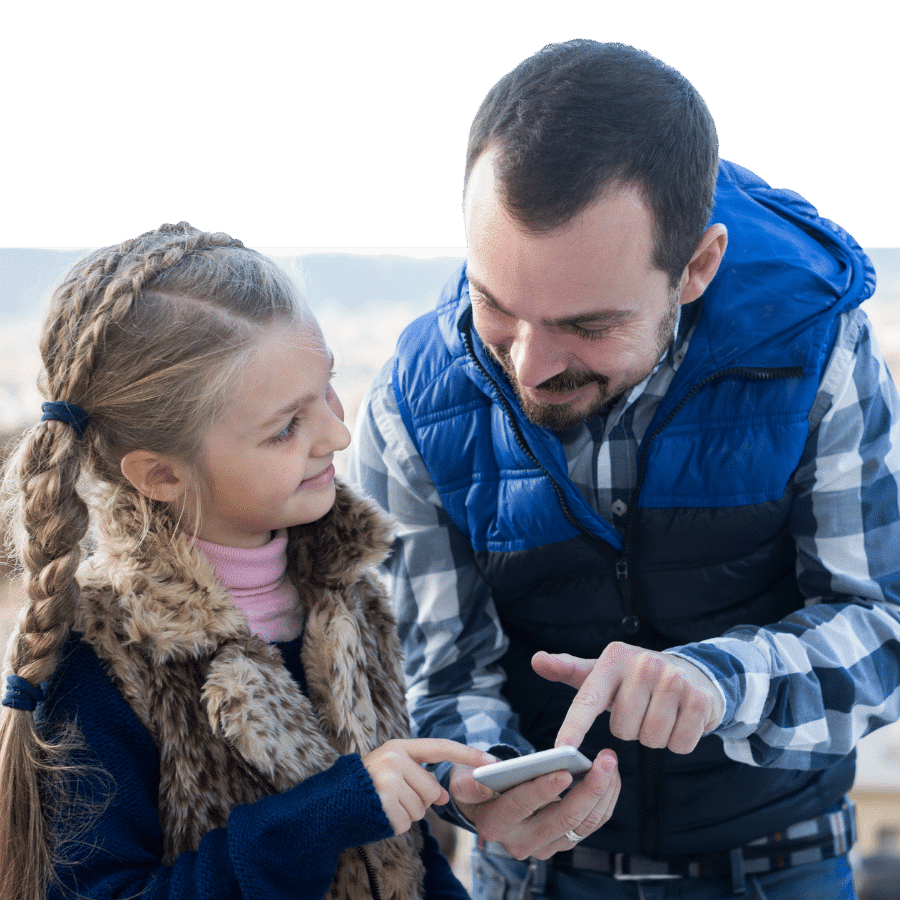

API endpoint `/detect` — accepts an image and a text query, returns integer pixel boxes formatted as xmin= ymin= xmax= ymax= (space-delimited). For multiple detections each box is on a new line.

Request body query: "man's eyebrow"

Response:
xmin=467 ymin=274 xmax=504 ymax=309
xmin=467 ymin=274 xmax=634 ymax=328
xmin=549 ymin=308 xmax=635 ymax=329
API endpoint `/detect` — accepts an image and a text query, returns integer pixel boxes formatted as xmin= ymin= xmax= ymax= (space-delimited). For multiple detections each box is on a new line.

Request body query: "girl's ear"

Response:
xmin=120 ymin=450 xmax=190 ymax=503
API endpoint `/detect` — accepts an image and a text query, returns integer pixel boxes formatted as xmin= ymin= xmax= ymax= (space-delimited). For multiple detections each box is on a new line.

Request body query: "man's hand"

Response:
xmin=448 ymin=749 xmax=619 ymax=860
xmin=533 ymin=643 xmax=725 ymax=755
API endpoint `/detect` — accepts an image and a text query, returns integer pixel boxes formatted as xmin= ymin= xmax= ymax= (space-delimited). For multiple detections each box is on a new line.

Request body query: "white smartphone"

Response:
xmin=472 ymin=746 xmax=592 ymax=793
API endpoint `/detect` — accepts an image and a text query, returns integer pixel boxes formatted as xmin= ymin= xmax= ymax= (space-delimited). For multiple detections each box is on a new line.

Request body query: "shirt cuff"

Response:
xmin=665 ymin=636 xmax=773 ymax=734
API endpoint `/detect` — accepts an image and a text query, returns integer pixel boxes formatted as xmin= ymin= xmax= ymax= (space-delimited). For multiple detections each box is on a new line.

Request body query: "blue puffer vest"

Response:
xmin=392 ymin=161 xmax=876 ymax=856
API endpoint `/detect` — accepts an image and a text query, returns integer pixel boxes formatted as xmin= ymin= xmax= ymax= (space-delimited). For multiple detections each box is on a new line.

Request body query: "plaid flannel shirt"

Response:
xmin=346 ymin=304 xmax=900 ymax=773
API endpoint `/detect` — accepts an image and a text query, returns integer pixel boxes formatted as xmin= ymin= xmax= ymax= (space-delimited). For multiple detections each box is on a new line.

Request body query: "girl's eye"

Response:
xmin=271 ymin=415 xmax=301 ymax=444
xmin=268 ymin=372 xmax=337 ymax=444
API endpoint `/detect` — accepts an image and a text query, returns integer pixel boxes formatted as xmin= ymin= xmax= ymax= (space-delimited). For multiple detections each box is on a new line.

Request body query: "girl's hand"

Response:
xmin=362 ymin=738 xmax=495 ymax=834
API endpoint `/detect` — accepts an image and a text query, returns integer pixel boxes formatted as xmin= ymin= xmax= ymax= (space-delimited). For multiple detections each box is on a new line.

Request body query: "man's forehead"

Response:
xmin=467 ymin=191 xmax=659 ymax=300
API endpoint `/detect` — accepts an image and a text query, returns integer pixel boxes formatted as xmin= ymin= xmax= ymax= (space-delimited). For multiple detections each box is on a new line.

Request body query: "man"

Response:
xmin=347 ymin=40 xmax=900 ymax=898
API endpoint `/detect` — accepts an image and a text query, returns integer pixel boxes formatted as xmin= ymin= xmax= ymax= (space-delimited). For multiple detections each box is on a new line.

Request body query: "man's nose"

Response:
xmin=509 ymin=322 xmax=567 ymax=388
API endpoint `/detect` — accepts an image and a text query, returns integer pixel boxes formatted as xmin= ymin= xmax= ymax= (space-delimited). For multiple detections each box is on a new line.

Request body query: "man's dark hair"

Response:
xmin=465 ymin=40 xmax=719 ymax=287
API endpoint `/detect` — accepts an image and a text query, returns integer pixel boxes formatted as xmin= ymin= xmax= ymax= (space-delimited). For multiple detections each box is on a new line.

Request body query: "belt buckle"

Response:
xmin=612 ymin=853 xmax=682 ymax=881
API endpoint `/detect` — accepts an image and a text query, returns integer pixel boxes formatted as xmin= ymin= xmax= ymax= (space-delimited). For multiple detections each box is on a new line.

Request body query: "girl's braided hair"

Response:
xmin=0 ymin=222 xmax=308 ymax=900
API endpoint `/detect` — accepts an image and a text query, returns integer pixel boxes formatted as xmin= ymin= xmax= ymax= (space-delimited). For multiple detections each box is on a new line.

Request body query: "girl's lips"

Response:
xmin=300 ymin=463 xmax=335 ymax=490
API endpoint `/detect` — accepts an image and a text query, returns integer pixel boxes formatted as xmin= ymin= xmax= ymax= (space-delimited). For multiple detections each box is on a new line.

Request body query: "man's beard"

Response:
xmin=491 ymin=292 xmax=680 ymax=431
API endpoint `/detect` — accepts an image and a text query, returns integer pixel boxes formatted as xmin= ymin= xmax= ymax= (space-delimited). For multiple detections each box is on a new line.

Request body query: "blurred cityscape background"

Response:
xmin=2 ymin=248 xmax=899 ymax=896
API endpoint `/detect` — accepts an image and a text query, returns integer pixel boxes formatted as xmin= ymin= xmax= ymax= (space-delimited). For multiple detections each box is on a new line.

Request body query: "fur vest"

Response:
xmin=73 ymin=482 xmax=425 ymax=900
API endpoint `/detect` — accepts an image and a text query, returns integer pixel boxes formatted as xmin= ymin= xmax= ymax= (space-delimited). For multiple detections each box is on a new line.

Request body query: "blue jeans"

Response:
xmin=470 ymin=846 xmax=856 ymax=900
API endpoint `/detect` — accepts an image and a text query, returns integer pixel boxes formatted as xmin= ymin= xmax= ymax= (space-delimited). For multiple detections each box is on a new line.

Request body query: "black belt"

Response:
xmin=479 ymin=799 xmax=855 ymax=894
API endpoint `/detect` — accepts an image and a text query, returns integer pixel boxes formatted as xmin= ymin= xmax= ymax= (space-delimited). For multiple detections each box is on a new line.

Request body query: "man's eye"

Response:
xmin=568 ymin=323 xmax=608 ymax=340
xmin=471 ymin=292 xmax=501 ymax=312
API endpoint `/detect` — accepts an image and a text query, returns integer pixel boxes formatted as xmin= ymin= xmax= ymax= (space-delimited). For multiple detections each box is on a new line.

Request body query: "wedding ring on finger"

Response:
xmin=565 ymin=829 xmax=587 ymax=843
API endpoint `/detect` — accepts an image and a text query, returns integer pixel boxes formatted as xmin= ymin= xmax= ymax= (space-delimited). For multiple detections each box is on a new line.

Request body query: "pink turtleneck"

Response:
xmin=190 ymin=530 xmax=303 ymax=642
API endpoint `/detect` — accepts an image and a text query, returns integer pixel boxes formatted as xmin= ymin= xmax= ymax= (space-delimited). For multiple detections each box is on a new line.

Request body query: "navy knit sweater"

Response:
xmin=39 ymin=633 xmax=468 ymax=900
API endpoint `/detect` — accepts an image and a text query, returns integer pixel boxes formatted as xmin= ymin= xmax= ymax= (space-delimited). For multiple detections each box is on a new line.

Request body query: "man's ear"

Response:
xmin=677 ymin=223 xmax=728 ymax=306
xmin=120 ymin=450 xmax=189 ymax=503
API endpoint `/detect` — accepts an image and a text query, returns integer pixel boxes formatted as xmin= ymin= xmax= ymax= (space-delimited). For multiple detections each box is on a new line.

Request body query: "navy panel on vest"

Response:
xmin=477 ymin=508 xmax=853 ymax=855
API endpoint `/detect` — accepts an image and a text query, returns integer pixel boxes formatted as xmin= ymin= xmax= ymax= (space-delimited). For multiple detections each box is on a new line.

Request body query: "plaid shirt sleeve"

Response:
xmin=669 ymin=307 xmax=900 ymax=768
xmin=345 ymin=363 xmax=536 ymax=788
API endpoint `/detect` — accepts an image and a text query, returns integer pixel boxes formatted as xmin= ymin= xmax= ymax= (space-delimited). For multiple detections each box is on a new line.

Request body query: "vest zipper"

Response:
xmin=357 ymin=847 xmax=383 ymax=900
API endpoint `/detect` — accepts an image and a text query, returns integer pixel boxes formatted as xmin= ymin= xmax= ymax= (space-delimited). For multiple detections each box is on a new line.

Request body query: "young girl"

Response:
xmin=0 ymin=222 xmax=492 ymax=900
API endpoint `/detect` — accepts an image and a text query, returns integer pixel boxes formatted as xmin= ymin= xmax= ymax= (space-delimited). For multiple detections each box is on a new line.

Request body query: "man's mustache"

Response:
xmin=495 ymin=346 xmax=608 ymax=395
xmin=535 ymin=369 xmax=609 ymax=395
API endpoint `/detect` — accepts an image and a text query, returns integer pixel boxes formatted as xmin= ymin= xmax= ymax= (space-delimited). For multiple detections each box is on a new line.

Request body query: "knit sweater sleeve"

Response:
xmin=41 ymin=637 xmax=397 ymax=900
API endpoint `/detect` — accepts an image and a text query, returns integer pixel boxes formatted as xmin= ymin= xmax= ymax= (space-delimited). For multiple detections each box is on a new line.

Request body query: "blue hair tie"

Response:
xmin=41 ymin=401 xmax=90 ymax=438
xmin=2 ymin=673 xmax=46 ymax=712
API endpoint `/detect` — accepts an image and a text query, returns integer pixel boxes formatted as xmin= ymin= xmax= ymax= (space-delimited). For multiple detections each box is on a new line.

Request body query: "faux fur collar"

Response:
xmin=77 ymin=482 xmax=395 ymax=665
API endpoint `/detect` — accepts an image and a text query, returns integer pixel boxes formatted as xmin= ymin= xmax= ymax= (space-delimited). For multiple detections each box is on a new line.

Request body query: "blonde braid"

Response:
xmin=6 ymin=423 xmax=88 ymax=683
xmin=0 ymin=418 xmax=90 ymax=900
